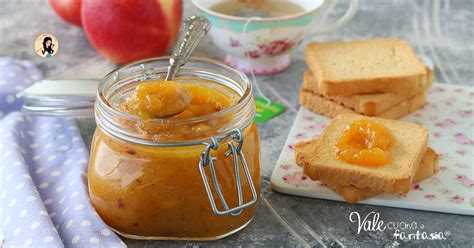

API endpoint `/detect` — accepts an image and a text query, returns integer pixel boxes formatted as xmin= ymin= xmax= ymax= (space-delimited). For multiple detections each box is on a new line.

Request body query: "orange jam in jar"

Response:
xmin=335 ymin=120 xmax=395 ymax=167
xmin=88 ymin=58 xmax=260 ymax=240
xmin=119 ymin=80 xmax=238 ymax=121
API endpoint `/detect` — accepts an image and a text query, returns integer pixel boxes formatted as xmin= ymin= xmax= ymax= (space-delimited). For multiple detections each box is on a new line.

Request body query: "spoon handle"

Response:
xmin=165 ymin=15 xmax=212 ymax=81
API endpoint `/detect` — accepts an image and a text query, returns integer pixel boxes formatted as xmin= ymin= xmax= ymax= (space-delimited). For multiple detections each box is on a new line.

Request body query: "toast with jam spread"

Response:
xmin=295 ymin=114 xmax=429 ymax=194
xmin=295 ymin=140 xmax=438 ymax=203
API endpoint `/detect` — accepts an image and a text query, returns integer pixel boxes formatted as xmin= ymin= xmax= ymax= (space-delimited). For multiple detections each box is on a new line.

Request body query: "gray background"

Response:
xmin=1 ymin=0 xmax=473 ymax=247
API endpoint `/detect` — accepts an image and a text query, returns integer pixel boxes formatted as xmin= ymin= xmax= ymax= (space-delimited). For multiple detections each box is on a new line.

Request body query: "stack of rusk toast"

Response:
xmin=295 ymin=39 xmax=438 ymax=203
xmin=300 ymin=38 xmax=433 ymax=119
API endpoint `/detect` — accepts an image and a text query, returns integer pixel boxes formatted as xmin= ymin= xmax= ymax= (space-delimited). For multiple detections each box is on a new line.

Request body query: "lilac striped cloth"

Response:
xmin=0 ymin=57 xmax=126 ymax=247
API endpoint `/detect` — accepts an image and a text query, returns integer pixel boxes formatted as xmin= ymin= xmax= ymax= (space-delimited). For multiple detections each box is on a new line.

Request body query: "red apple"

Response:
xmin=81 ymin=0 xmax=182 ymax=64
xmin=49 ymin=0 xmax=82 ymax=26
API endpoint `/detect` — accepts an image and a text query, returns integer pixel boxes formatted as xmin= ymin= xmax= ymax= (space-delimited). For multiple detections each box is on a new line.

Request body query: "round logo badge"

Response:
xmin=34 ymin=33 xmax=59 ymax=58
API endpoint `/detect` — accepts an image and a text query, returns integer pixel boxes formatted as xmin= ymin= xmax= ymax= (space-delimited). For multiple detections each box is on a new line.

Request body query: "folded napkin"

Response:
xmin=0 ymin=57 xmax=126 ymax=247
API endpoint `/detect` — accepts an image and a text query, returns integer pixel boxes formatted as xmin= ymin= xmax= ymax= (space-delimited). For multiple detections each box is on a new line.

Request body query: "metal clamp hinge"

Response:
xmin=198 ymin=128 xmax=258 ymax=216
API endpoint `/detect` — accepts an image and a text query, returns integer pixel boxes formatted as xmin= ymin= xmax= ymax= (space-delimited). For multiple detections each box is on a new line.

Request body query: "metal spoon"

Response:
xmin=165 ymin=15 xmax=212 ymax=81
xmin=131 ymin=15 xmax=212 ymax=119
xmin=140 ymin=15 xmax=212 ymax=119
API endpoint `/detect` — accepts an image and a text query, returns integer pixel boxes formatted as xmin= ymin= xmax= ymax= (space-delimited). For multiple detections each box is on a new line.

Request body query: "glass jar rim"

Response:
xmin=97 ymin=56 xmax=253 ymax=125
xmin=95 ymin=56 xmax=256 ymax=146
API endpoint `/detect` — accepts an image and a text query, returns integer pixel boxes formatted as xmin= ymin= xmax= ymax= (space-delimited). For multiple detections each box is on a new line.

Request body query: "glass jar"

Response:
xmin=88 ymin=57 xmax=260 ymax=240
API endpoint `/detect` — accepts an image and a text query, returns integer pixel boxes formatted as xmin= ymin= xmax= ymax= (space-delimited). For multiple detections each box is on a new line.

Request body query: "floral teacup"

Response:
xmin=192 ymin=0 xmax=358 ymax=75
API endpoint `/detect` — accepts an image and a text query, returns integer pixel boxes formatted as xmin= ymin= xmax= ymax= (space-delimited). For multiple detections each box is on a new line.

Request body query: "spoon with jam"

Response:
xmin=122 ymin=16 xmax=211 ymax=120
xmin=120 ymin=81 xmax=192 ymax=121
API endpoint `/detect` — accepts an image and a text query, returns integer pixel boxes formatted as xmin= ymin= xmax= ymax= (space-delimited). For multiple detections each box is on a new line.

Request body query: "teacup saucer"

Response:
xmin=225 ymin=54 xmax=291 ymax=75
